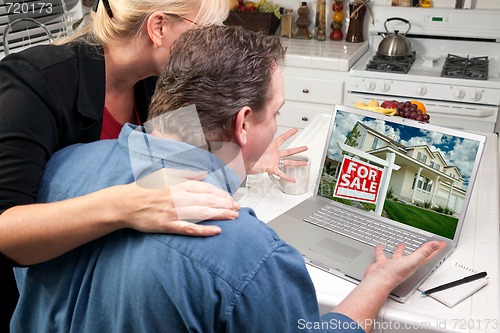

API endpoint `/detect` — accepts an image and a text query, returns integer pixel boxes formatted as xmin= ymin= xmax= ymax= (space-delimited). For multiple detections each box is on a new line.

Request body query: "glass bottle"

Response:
xmin=294 ymin=2 xmax=311 ymax=39
xmin=315 ymin=0 xmax=326 ymax=41
xmin=280 ymin=9 xmax=294 ymax=38
xmin=346 ymin=1 xmax=366 ymax=43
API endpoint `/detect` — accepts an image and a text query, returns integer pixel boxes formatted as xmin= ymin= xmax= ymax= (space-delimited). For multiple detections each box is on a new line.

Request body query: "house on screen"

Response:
xmin=345 ymin=122 xmax=465 ymax=215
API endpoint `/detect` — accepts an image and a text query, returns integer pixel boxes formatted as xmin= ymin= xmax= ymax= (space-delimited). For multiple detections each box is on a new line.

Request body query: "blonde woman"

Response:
xmin=0 ymin=0 xmax=306 ymax=328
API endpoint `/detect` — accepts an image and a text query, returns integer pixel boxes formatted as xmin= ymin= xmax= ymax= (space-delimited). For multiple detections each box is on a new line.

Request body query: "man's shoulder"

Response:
xmin=38 ymin=140 xmax=130 ymax=202
xmin=46 ymin=140 xmax=121 ymax=171
xmin=146 ymin=207 xmax=300 ymax=289
xmin=155 ymin=207 xmax=284 ymax=254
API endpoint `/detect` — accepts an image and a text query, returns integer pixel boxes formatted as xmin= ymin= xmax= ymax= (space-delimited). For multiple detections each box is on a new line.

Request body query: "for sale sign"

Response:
xmin=333 ymin=156 xmax=383 ymax=203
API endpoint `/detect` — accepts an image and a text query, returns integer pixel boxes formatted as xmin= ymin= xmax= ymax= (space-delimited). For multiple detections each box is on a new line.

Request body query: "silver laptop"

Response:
xmin=268 ymin=105 xmax=486 ymax=303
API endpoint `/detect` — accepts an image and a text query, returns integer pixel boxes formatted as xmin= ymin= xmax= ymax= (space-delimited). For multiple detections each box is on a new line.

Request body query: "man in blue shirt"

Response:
xmin=12 ymin=25 xmax=445 ymax=333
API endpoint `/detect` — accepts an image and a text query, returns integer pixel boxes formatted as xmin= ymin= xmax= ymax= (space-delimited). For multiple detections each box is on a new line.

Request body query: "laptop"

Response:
xmin=268 ymin=105 xmax=486 ymax=303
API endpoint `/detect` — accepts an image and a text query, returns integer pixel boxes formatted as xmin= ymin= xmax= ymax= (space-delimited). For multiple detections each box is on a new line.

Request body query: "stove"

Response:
xmin=346 ymin=6 xmax=500 ymax=133
xmin=366 ymin=52 xmax=416 ymax=74
xmin=440 ymin=54 xmax=488 ymax=80
xmin=366 ymin=52 xmax=489 ymax=80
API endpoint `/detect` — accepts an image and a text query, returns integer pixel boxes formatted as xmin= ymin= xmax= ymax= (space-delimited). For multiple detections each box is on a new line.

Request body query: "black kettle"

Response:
xmin=377 ymin=17 xmax=412 ymax=57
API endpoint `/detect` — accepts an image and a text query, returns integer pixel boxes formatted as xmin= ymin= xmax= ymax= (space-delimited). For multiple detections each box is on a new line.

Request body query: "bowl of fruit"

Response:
xmin=225 ymin=0 xmax=282 ymax=35
xmin=354 ymin=99 xmax=430 ymax=123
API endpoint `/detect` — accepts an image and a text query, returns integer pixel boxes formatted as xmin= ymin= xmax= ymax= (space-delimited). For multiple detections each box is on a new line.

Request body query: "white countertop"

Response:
xmin=238 ymin=114 xmax=500 ymax=333
xmin=280 ymin=38 xmax=369 ymax=71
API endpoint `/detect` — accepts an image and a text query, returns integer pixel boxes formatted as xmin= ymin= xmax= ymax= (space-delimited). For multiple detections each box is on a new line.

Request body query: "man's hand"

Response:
xmin=333 ymin=241 xmax=447 ymax=333
xmin=249 ymin=128 xmax=308 ymax=182
xmin=364 ymin=241 xmax=447 ymax=289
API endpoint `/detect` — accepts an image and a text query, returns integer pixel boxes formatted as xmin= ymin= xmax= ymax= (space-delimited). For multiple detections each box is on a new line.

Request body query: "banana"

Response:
xmin=354 ymin=102 xmax=397 ymax=115
xmin=255 ymin=0 xmax=266 ymax=8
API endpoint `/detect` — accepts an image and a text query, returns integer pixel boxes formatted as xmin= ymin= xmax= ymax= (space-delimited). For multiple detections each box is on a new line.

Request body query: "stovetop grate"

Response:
xmin=440 ymin=54 xmax=488 ymax=80
xmin=365 ymin=52 xmax=416 ymax=74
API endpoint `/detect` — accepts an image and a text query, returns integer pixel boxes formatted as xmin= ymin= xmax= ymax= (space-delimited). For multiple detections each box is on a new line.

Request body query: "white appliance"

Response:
xmin=346 ymin=6 xmax=500 ymax=133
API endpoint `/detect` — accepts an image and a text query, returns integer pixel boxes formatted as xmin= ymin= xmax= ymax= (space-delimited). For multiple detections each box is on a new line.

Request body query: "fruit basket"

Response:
xmin=224 ymin=11 xmax=280 ymax=35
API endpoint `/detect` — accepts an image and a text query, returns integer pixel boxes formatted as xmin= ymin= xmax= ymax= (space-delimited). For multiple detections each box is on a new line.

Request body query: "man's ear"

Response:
xmin=146 ymin=12 xmax=168 ymax=48
xmin=233 ymin=107 xmax=252 ymax=147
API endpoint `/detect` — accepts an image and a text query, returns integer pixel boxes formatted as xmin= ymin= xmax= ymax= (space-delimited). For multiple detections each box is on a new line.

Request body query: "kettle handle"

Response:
xmin=384 ymin=17 xmax=411 ymax=35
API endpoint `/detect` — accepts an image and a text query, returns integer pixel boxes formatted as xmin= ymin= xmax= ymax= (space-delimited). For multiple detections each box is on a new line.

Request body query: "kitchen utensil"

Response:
xmin=377 ymin=17 xmax=412 ymax=57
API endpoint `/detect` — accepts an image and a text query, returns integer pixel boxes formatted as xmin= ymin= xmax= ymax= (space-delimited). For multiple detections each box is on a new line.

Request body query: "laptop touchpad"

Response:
xmin=310 ymin=238 xmax=362 ymax=264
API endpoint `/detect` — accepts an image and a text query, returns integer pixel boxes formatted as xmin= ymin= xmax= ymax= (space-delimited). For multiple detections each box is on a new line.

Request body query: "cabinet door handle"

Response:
xmin=301 ymin=117 xmax=308 ymax=121
xmin=302 ymin=89 xmax=310 ymax=94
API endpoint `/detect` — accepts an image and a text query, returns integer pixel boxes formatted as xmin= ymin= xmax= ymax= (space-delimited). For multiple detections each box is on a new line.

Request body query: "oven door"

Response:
xmin=345 ymin=92 xmax=499 ymax=133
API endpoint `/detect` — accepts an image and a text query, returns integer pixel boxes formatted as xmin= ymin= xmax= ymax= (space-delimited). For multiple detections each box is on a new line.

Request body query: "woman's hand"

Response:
xmin=116 ymin=169 xmax=240 ymax=237
xmin=249 ymin=128 xmax=308 ymax=182
xmin=0 ymin=171 xmax=240 ymax=266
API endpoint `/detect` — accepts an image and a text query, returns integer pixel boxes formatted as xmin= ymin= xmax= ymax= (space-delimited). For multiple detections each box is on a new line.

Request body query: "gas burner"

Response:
xmin=365 ymin=52 xmax=416 ymax=74
xmin=441 ymin=54 xmax=488 ymax=80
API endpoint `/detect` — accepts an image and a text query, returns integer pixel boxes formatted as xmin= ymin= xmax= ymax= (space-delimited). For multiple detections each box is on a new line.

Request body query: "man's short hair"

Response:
xmin=147 ymin=25 xmax=286 ymax=147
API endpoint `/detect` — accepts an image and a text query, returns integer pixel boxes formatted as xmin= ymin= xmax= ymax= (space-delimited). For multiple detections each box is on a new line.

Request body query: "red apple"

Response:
xmin=381 ymin=100 xmax=400 ymax=109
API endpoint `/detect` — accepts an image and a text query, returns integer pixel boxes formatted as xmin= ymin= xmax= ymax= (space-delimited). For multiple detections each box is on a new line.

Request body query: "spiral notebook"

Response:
xmin=418 ymin=263 xmax=489 ymax=307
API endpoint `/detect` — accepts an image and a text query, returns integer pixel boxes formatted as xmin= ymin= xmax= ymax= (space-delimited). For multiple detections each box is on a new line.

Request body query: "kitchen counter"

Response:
xmin=238 ymin=113 xmax=500 ymax=332
xmin=280 ymin=38 xmax=369 ymax=71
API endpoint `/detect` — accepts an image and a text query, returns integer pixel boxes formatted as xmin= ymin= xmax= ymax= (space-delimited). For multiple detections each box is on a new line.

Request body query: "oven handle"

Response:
xmin=425 ymin=103 xmax=495 ymax=117
xmin=345 ymin=93 xmax=497 ymax=118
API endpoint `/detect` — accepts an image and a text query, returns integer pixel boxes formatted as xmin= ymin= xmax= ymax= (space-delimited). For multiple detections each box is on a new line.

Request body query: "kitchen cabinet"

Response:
xmin=278 ymin=39 xmax=368 ymax=135
xmin=280 ymin=67 xmax=348 ymax=131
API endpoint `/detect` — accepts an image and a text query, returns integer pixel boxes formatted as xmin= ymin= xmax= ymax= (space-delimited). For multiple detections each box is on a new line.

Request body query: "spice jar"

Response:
xmin=315 ymin=0 xmax=326 ymax=41
xmin=280 ymin=9 xmax=294 ymax=38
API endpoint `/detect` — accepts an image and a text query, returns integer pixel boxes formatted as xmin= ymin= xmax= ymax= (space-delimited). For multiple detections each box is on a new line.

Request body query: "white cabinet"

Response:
xmin=279 ymin=67 xmax=350 ymax=132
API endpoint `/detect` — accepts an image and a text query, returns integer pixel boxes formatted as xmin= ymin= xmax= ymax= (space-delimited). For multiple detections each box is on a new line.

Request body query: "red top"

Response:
xmin=100 ymin=106 xmax=142 ymax=140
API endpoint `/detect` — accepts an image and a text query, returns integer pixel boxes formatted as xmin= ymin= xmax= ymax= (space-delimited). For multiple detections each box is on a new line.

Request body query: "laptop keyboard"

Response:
xmin=304 ymin=204 xmax=428 ymax=255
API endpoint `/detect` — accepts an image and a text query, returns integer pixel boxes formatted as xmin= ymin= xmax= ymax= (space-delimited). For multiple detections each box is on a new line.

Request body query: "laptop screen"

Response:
xmin=317 ymin=106 xmax=485 ymax=240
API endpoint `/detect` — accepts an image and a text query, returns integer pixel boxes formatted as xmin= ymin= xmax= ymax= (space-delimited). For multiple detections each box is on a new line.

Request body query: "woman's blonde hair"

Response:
xmin=59 ymin=0 xmax=229 ymax=46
